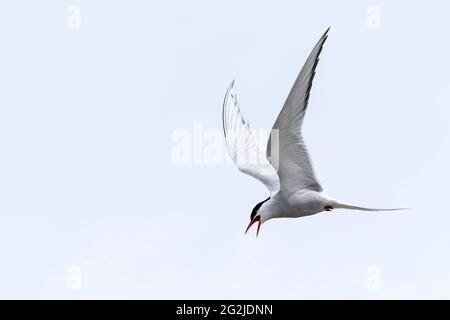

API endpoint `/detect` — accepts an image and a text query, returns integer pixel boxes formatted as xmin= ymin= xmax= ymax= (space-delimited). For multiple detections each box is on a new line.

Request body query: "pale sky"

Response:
xmin=0 ymin=1 xmax=449 ymax=299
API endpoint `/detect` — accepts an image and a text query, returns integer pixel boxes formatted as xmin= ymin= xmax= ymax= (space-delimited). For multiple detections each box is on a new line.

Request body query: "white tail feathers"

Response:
xmin=332 ymin=201 xmax=409 ymax=212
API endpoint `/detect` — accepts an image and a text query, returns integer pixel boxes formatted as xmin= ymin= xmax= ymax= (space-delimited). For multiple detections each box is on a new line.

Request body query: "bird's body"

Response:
xmin=222 ymin=27 xmax=407 ymax=236
xmin=261 ymin=191 xmax=333 ymax=220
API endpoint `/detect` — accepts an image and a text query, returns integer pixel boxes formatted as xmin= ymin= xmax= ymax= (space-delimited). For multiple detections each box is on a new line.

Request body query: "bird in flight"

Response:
xmin=222 ymin=27 xmax=406 ymax=237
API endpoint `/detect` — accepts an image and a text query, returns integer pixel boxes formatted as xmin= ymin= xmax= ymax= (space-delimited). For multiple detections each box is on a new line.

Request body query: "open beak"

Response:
xmin=245 ymin=215 xmax=261 ymax=237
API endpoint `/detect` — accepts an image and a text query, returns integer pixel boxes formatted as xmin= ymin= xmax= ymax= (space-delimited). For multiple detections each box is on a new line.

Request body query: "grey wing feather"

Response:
xmin=266 ymin=28 xmax=329 ymax=194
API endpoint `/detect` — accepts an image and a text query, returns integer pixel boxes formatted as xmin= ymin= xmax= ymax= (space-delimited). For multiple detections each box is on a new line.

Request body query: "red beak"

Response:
xmin=245 ymin=215 xmax=261 ymax=237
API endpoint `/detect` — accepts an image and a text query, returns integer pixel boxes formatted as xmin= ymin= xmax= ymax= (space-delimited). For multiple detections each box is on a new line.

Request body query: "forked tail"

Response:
xmin=332 ymin=201 xmax=409 ymax=212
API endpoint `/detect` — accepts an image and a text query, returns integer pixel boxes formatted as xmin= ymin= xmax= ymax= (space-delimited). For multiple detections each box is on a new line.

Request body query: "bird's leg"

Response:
xmin=324 ymin=205 xmax=334 ymax=212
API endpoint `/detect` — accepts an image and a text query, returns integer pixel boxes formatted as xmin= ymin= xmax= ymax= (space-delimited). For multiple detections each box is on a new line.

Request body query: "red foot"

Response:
xmin=324 ymin=205 xmax=334 ymax=211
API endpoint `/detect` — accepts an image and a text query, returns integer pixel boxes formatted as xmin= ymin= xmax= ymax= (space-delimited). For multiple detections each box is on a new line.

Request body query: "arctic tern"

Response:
xmin=222 ymin=27 xmax=407 ymax=236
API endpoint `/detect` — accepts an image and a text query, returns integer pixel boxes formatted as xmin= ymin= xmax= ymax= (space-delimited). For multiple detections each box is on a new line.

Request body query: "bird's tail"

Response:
xmin=332 ymin=201 xmax=409 ymax=212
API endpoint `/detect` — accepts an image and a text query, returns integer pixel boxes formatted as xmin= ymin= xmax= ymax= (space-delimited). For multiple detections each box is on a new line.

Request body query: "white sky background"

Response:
xmin=0 ymin=1 xmax=449 ymax=299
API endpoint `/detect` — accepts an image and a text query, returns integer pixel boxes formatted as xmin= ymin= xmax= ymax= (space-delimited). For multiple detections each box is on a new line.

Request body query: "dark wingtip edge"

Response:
xmin=322 ymin=26 xmax=331 ymax=43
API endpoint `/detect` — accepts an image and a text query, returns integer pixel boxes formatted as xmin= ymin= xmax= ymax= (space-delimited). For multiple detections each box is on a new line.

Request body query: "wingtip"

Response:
xmin=226 ymin=80 xmax=235 ymax=98
xmin=322 ymin=26 xmax=331 ymax=39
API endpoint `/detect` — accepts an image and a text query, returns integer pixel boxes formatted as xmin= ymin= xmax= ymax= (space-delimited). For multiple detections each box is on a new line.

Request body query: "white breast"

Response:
xmin=268 ymin=190 xmax=331 ymax=218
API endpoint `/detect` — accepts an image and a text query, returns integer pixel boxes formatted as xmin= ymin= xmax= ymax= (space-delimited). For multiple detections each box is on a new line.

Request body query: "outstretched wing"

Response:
xmin=223 ymin=81 xmax=280 ymax=195
xmin=266 ymin=27 xmax=329 ymax=194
